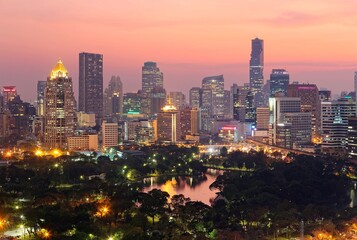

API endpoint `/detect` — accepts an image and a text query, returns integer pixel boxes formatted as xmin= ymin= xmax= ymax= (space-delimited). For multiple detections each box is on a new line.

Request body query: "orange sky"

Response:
xmin=1 ymin=0 xmax=357 ymax=101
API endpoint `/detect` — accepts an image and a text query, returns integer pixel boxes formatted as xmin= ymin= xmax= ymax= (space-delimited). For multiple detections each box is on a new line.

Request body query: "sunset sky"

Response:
xmin=1 ymin=0 xmax=357 ymax=101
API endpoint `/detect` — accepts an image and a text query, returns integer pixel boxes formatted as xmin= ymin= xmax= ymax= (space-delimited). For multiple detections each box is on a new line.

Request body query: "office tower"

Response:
xmin=180 ymin=106 xmax=199 ymax=139
xmin=256 ymin=107 xmax=269 ymax=130
xmin=233 ymin=84 xmax=250 ymax=122
xmin=189 ymin=87 xmax=202 ymax=108
xmin=141 ymin=62 xmax=164 ymax=116
xmin=123 ymin=92 xmax=142 ymax=116
xmin=321 ymin=98 xmax=356 ymax=155
xmin=157 ymin=103 xmax=181 ymax=143
xmin=249 ymin=38 xmax=264 ymax=105
xmin=104 ymin=76 xmax=123 ymax=118
xmin=319 ymin=90 xmax=332 ymax=102
xmin=78 ymin=52 xmax=103 ymax=124
xmin=355 ymin=72 xmax=357 ymax=112
xmin=270 ymin=69 xmax=290 ymax=97
xmin=287 ymin=83 xmax=321 ymax=137
xmin=102 ymin=121 xmax=118 ymax=148
xmin=245 ymin=90 xmax=256 ymax=123
xmin=269 ymin=97 xmax=311 ymax=148
xmin=347 ymin=117 xmax=357 ymax=159
xmin=230 ymin=84 xmax=239 ymax=118
xmin=37 ymin=81 xmax=46 ymax=116
xmin=44 ymin=60 xmax=76 ymax=149
xmin=169 ymin=92 xmax=186 ymax=109
xmin=150 ymin=86 xmax=166 ymax=115
xmin=261 ymin=80 xmax=270 ymax=107
xmin=201 ymin=75 xmax=224 ymax=118
xmin=134 ymin=120 xmax=155 ymax=145
xmin=223 ymin=90 xmax=231 ymax=118
xmin=3 ymin=86 xmax=17 ymax=107
xmin=8 ymin=96 xmax=36 ymax=137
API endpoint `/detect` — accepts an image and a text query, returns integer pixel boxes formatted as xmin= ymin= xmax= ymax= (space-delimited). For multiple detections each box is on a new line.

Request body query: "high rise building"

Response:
xmin=157 ymin=104 xmax=181 ymax=143
xmin=249 ymin=38 xmax=264 ymax=105
xmin=201 ymin=75 xmax=224 ymax=118
xmin=180 ymin=106 xmax=199 ymax=139
xmin=232 ymin=84 xmax=250 ymax=122
xmin=169 ymin=92 xmax=186 ymax=109
xmin=141 ymin=62 xmax=163 ymax=116
xmin=223 ymin=90 xmax=231 ymax=118
xmin=104 ymin=76 xmax=123 ymax=118
xmin=256 ymin=107 xmax=269 ymax=130
xmin=269 ymin=97 xmax=311 ymax=148
xmin=189 ymin=87 xmax=202 ymax=108
xmin=3 ymin=86 xmax=17 ymax=107
xmin=37 ymin=81 xmax=46 ymax=116
xmin=270 ymin=69 xmax=290 ymax=97
xmin=123 ymin=92 xmax=142 ymax=116
xmin=354 ymin=72 xmax=357 ymax=113
xmin=151 ymin=86 xmax=166 ymax=115
xmin=230 ymin=84 xmax=239 ymax=118
xmin=321 ymin=98 xmax=356 ymax=155
xmin=102 ymin=121 xmax=118 ymax=149
xmin=287 ymin=83 xmax=321 ymax=137
xmin=44 ymin=60 xmax=76 ymax=149
xmin=347 ymin=117 xmax=357 ymax=159
xmin=78 ymin=52 xmax=103 ymax=124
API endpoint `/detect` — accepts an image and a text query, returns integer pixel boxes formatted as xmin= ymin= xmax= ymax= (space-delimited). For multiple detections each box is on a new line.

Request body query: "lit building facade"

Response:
xmin=189 ymin=87 xmax=202 ymax=108
xmin=104 ymin=76 xmax=123 ymax=118
xmin=37 ymin=81 xmax=46 ymax=116
xmin=321 ymin=98 xmax=356 ymax=155
xmin=102 ymin=121 xmax=118 ymax=148
xmin=270 ymin=69 xmax=289 ymax=97
xmin=78 ymin=52 xmax=103 ymax=124
xmin=179 ymin=106 xmax=199 ymax=139
xmin=67 ymin=134 xmax=98 ymax=151
xmin=44 ymin=60 xmax=76 ymax=149
xmin=157 ymin=104 xmax=181 ymax=143
xmin=123 ymin=92 xmax=142 ymax=116
xmin=3 ymin=86 xmax=17 ymax=108
xmin=347 ymin=117 xmax=357 ymax=159
xmin=249 ymin=38 xmax=264 ymax=105
xmin=287 ymin=83 xmax=321 ymax=137
xmin=269 ymin=97 xmax=309 ymax=148
xmin=141 ymin=62 xmax=163 ymax=116
xmin=169 ymin=92 xmax=186 ymax=109
xmin=201 ymin=75 xmax=224 ymax=118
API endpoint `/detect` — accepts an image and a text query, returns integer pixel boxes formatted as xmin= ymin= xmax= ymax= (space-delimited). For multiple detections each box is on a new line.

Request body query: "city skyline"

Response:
xmin=1 ymin=0 xmax=357 ymax=101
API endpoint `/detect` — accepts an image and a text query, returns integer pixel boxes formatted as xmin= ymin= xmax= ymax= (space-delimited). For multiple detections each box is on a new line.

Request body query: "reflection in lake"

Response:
xmin=143 ymin=169 xmax=223 ymax=205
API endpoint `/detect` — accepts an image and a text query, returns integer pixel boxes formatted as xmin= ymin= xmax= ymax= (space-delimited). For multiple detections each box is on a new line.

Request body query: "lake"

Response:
xmin=143 ymin=169 xmax=223 ymax=205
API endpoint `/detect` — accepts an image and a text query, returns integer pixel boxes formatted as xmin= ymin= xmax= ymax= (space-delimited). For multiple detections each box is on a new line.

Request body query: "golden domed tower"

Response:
xmin=44 ymin=60 xmax=76 ymax=149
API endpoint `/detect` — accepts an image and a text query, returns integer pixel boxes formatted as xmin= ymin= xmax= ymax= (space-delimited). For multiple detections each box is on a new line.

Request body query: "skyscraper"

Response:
xmin=141 ymin=62 xmax=164 ymax=116
xmin=104 ymin=76 xmax=123 ymax=118
xmin=3 ymin=86 xmax=17 ymax=108
xmin=321 ymin=97 xmax=356 ymax=155
xmin=189 ymin=87 xmax=202 ymax=108
xmin=287 ymin=83 xmax=321 ymax=137
xmin=44 ymin=60 xmax=76 ymax=149
xmin=150 ymin=86 xmax=166 ymax=115
xmin=201 ymin=75 xmax=224 ymax=118
xmin=169 ymin=92 xmax=186 ymax=109
xmin=78 ymin=52 xmax=103 ymax=124
xmin=37 ymin=81 xmax=46 ymax=116
xmin=123 ymin=92 xmax=142 ymax=116
xmin=157 ymin=103 xmax=181 ymax=143
xmin=249 ymin=38 xmax=264 ymax=104
xmin=270 ymin=69 xmax=290 ymax=97
xmin=269 ymin=97 xmax=312 ymax=148
xmin=354 ymin=72 xmax=357 ymax=113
